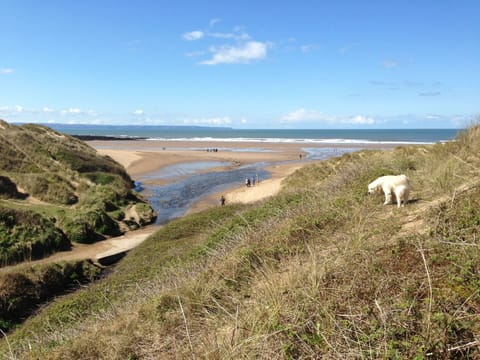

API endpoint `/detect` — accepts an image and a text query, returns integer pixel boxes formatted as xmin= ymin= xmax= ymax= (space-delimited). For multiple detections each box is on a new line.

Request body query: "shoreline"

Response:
xmin=93 ymin=139 xmax=398 ymax=213
xmin=92 ymin=139 xmax=397 ymax=177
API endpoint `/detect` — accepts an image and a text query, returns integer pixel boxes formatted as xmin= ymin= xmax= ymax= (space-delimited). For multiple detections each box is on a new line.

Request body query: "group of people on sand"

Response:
xmin=220 ymin=173 xmax=260 ymax=206
xmin=245 ymin=174 xmax=259 ymax=187
xmin=206 ymin=148 xmax=219 ymax=152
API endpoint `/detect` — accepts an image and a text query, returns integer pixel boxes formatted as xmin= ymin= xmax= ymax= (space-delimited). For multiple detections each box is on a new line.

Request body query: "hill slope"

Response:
xmin=2 ymin=124 xmax=480 ymax=359
xmin=0 ymin=120 xmax=155 ymax=266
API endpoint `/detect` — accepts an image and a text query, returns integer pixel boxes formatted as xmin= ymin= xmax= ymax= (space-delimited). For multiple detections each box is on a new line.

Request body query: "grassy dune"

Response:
xmin=2 ymin=125 xmax=480 ymax=359
xmin=0 ymin=121 xmax=156 ymax=334
xmin=0 ymin=120 xmax=155 ymax=266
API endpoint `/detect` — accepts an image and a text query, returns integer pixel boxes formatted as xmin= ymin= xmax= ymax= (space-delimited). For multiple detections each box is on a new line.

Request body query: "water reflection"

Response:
xmin=141 ymin=164 xmax=269 ymax=224
xmin=139 ymin=161 xmax=230 ymax=181
xmin=303 ymin=147 xmax=361 ymax=160
xmin=138 ymin=148 xmax=361 ymax=225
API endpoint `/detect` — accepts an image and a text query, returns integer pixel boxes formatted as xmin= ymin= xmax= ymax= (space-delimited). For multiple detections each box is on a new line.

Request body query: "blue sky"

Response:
xmin=0 ymin=0 xmax=478 ymax=129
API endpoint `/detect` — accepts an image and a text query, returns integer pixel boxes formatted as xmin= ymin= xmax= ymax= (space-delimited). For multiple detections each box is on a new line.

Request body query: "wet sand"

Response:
xmin=91 ymin=140 xmax=310 ymax=179
xmin=92 ymin=139 xmax=396 ymax=213
xmin=93 ymin=140 xmax=318 ymax=210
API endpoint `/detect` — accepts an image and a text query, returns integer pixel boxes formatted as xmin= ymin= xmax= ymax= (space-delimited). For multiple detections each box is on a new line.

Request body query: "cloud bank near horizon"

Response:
xmin=0 ymin=105 xmax=471 ymax=129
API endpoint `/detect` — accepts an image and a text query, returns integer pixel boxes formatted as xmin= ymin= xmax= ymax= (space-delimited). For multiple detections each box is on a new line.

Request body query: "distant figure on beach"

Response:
xmin=256 ymin=173 xmax=259 ymax=184
xmin=220 ymin=195 xmax=226 ymax=206
xmin=299 ymin=153 xmax=303 ymax=160
xmin=245 ymin=178 xmax=251 ymax=187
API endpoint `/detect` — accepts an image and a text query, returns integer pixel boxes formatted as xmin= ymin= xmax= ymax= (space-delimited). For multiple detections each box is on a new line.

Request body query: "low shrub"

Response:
xmin=0 ymin=260 xmax=101 ymax=332
xmin=0 ymin=176 xmax=23 ymax=199
xmin=0 ymin=207 xmax=70 ymax=266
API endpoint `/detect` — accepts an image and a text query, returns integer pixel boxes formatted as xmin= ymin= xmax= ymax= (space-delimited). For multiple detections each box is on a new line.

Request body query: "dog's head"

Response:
xmin=367 ymin=181 xmax=381 ymax=194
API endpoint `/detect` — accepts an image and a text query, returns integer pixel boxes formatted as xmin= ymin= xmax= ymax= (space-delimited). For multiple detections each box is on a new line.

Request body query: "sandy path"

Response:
xmin=0 ymin=226 xmax=157 ymax=273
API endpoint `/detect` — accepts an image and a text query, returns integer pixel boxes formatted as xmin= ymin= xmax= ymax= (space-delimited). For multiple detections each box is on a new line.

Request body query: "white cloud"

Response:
xmin=182 ymin=30 xmax=204 ymax=41
xmin=201 ymin=41 xmax=268 ymax=65
xmin=15 ymin=105 xmax=24 ymax=112
xmin=43 ymin=107 xmax=54 ymax=113
xmin=208 ymin=31 xmax=250 ymax=41
xmin=370 ymin=80 xmax=396 ymax=86
xmin=281 ymin=108 xmax=326 ymax=122
xmin=382 ymin=60 xmax=398 ymax=68
xmin=0 ymin=68 xmax=14 ymax=74
xmin=134 ymin=109 xmax=144 ymax=115
xmin=241 ymin=117 xmax=248 ymax=124
xmin=209 ymin=18 xmax=221 ymax=27
xmin=282 ymin=108 xmax=377 ymax=126
xmin=61 ymin=108 xmax=82 ymax=115
xmin=183 ymin=116 xmax=232 ymax=125
xmin=348 ymin=115 xmax=375 ymax=124
xmin=300 ymin=44 xmax=318 ymax=53
xmin=185 ymin=50 xmax=206 ymax=57
xmin=339 ymin=43 xmax=359 ymax=54
xmin=419 ymin=91 xmax=441 ymax=97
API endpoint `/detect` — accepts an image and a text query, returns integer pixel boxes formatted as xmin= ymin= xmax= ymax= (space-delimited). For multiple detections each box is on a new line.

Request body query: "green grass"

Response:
xmin=0 ymin=207 xmax=70 ymax=266
xmin=0 ymin=121 xmax=156 ymax=264
xmin=0 ymin=260 xmax=101 ymax=332
xmin=2 ymin=123 xmax=480 ymax=359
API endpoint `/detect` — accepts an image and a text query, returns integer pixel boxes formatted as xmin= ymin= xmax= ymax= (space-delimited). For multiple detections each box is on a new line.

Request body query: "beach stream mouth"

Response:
xmin=138 ymin=162 xmax=270 ymax=224
xmin=137 ymin=148 xmax=360 ymax=225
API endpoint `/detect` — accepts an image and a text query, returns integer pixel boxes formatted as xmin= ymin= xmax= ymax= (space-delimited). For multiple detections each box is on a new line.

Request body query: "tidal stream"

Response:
xmin=135 ymin=147 xmax=357 ymax=225
xmin=138 ymin=163 xmax=269 ymax=224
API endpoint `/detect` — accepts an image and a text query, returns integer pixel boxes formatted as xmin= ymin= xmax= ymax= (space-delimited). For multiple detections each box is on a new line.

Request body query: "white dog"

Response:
xmin=368 ymin=174 xmax=410 ymax=207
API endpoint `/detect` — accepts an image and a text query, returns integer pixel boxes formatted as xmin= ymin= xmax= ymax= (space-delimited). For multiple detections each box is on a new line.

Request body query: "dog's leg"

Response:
xmin=384 ymin=191 xmax=392 ymax=205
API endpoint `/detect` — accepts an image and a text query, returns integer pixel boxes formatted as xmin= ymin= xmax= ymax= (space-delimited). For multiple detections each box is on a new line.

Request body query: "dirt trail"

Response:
xmin=396 ymin=181 xmax=479 ymax=237
xmin=0 ymin=226 xmax=158 ymax=273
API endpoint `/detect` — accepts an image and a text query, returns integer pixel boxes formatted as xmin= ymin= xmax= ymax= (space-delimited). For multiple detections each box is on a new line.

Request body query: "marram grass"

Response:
xmin=2 ymin=124 xmax=480 ymax=359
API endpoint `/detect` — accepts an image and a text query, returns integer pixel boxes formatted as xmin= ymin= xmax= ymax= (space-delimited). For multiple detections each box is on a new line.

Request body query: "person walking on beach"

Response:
xmin=220 ymin=195 xmax=226 ymax=206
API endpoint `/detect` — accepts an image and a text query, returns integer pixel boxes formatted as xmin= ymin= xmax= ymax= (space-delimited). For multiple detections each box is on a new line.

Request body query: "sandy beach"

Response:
xmin=91 ymin=140 xmax=370 ymax=209
xmin=91 ymin=140 xmax=400 ymax=213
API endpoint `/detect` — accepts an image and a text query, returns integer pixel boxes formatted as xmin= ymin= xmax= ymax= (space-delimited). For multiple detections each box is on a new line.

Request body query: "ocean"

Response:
xmin=46 ymin=124 xmax=461 ymax=145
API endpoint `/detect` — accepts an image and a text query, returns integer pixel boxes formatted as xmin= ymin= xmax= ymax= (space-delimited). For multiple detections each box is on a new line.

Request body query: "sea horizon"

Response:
xmin=35 ymin=123 xmax=462 ymax=145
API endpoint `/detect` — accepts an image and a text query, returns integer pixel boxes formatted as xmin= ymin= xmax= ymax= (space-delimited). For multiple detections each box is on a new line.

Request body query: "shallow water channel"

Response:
xmin=137 ymin=161 xmax=270 ymax=224
xmin=135 ymin=148 xmax=359 ymax=225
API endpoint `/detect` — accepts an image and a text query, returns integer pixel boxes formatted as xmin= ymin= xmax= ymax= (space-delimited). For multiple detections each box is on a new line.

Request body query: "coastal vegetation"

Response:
xmin=2 ymin=123 xmax=480 ymax=358
xmin=0 ymin=260 xmax=100 ymax=332
xmin=0 ymin=120 xmax=155 ymax=333
xmin=0 ymin=120 xmax=155 ymax=265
